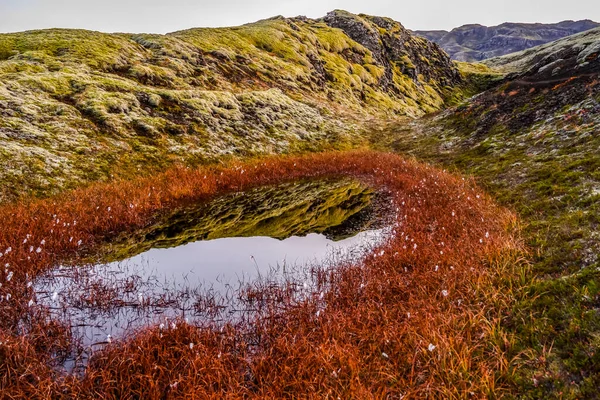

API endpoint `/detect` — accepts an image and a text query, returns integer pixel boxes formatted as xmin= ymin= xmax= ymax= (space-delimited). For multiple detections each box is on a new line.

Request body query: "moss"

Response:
xmin=443 ymin=61 xmax=506 ymax=104
xmin=376 ymin=81 xmax=600 ymax=397
xmin=0 ymin=11 xmax=460 ymax=203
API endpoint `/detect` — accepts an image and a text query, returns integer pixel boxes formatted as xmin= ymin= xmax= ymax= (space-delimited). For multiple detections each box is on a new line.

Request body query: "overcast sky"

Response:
xmin=1 ymin=0 xmax=599 ymax=33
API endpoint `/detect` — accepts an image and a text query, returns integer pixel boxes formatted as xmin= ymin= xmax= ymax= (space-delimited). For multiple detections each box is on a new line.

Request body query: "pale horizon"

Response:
xmin=1 ymin=0 xmax=599 ymax=34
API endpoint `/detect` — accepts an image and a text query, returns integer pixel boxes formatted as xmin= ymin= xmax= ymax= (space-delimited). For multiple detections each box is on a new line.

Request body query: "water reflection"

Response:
xmin=34 ymin=178 xmax=393 ymax=370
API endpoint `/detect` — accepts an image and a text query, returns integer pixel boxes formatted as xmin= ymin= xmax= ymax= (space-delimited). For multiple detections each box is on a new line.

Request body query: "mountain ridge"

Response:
xmin=415 ymin=19 xmax=599 ymax=61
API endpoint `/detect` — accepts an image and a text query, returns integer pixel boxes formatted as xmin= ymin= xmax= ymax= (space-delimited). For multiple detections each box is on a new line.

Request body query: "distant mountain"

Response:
xmin=484 ymin=26 xmax=600 ymax=75
xmin=415 ymin=20 xmax=599 ymax=61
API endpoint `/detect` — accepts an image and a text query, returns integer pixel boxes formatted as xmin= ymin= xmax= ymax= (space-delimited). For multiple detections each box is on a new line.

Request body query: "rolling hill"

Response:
xmin=0 ymin=10 xmax=462 ymax=202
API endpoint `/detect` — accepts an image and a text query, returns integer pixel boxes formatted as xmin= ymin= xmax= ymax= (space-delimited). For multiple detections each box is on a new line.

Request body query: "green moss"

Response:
xmin=0 ymin=12 xmax=461 ymax=203
xmin=376 ymin=84 xmax=600 ymax=397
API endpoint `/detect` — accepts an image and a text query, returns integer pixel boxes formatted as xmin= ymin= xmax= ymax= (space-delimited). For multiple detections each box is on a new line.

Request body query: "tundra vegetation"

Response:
xmin=0 ymin=151 xmax=523 ymax=398
xmin=0 ymin=9 xmax=599 ymax=399
xmin=382 ymin=26 xmax=600 ymax=397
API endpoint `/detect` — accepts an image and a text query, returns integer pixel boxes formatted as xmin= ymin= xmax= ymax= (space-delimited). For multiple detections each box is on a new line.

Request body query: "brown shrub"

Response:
xmin=0 ymin=151 xmax=523 ymax=398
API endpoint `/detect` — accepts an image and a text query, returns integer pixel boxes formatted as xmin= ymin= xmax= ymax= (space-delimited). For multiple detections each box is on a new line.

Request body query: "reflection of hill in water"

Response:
xmin=100 ymin=179 xmax=388 ymax=263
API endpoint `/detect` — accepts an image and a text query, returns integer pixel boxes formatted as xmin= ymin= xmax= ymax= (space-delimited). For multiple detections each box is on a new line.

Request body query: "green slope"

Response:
xmin=0 ymin=11 xmax=461 ymax=202
xmin=379 ymin=30 xmax=600 ymax=398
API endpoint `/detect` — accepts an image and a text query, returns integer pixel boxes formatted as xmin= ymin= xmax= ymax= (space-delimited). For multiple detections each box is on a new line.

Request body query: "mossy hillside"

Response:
xmin=0 ymin=29 xmax=147 ymax=70
xmin=447 ymin=61 xmax=506 ymax=102
xmin=0 ymin=12 xmax=462 ymax=203
xmin=0 ymin=69 xmax=355 ymax=202
xmin=98 ymin=179 xmax=379 ymax=263
xmin=376 ymin=73 xmax=600 ymax=397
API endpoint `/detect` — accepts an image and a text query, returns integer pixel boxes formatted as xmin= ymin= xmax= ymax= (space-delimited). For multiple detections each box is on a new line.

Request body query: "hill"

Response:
xmin=415 ymin=20 xmax=599 ymax=61
xmin=383 ymin=26 xmax=600 ymax=397
xmin=0 ymin=10 xmax=461 ymax=202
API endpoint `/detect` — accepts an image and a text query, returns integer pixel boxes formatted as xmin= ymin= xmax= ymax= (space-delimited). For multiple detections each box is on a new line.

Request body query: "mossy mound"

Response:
xmin=0 ymin=11 xmax=462 ymax=203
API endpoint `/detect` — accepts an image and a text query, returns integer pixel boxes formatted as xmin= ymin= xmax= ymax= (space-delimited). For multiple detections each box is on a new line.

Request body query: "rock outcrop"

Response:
xmin=323 ymin=10 xmax=461 ymax=90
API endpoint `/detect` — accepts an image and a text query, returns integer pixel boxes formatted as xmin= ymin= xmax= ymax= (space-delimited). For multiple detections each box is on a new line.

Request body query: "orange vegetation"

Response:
xmin=0 ymin=150 xmax=522 ymax=398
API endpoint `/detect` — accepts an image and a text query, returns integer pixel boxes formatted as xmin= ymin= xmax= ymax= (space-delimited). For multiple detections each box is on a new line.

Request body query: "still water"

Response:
xmin=34 ymin=179 xmax=392 ymax=365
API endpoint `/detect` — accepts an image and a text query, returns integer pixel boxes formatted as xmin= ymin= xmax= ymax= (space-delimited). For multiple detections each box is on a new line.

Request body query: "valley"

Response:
xmin=0 ymin=9 xmax=599 ymax=399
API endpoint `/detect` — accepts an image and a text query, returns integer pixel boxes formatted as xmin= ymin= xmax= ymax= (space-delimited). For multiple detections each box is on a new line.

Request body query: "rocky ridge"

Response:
xmin=415 ymin=20 xmax=599 ymax=61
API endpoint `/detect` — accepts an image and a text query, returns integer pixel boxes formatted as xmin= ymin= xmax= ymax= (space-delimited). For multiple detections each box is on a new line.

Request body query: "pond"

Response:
xmin=34 ymin=178 xmax=392 ymax=368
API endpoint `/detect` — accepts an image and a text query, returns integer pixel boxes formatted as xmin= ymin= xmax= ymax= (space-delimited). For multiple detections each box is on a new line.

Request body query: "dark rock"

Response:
xmin=323 ymin=10 xmax=461 ymax=92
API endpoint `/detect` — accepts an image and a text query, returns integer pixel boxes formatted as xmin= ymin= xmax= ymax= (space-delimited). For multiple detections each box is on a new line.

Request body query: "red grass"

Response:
xmin=0 ymin=150 xmax=522 ymax=398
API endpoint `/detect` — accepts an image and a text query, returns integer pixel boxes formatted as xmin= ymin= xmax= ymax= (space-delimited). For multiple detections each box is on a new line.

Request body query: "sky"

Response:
xmin=0 ymin=0 xmax=599 ymax=34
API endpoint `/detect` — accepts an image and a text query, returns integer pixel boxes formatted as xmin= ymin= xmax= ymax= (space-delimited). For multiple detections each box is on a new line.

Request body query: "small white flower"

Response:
xmin=107 ymin=335 xmax=112 ymax=343
xmin=159 ymin=323 xmax=165 ymax=330
xmin=26 ymin=281 xmax=32 ymax=288
xmin=435 ymin=265 xmax=439 ymax=272
xmin=485 ymin=232 xmax=490 ymax=239
xmin=6 ymin=271 xmax=13 ymax=282
xmin=36 ymin=247 xmax=42 ymax=254
xmin=171 ymin=322 xmax=176 ymax=329
xmin=442 ymin=290 xmax=449 ymax=297
xmin=6 ymin=294 xmax=11 ymax=301
xmin=428 ymin=344 xmax=436 ymax=352
xmin=77 ymin=240 xmax=82 ymax=246
xmin=40 ymin=240 xmax=45 ymax=246
xmin=382 ymin=352 xmax=389 ymax=359
xmin=189 ymin=343 xmax=194 ymax=350
xmin=28 ymin=299 xmax=34 ymax=307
